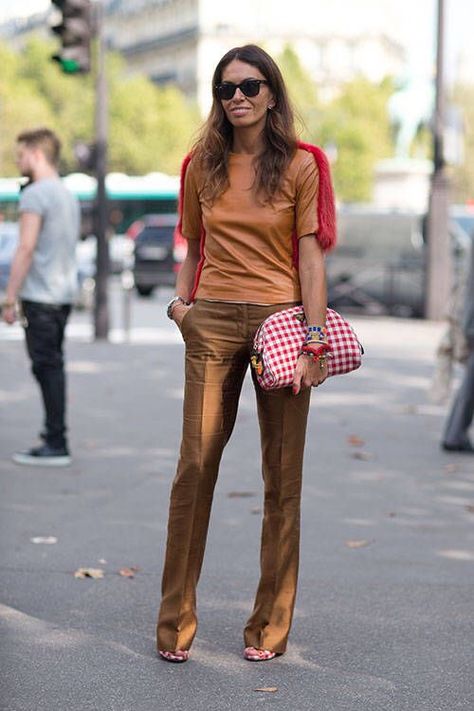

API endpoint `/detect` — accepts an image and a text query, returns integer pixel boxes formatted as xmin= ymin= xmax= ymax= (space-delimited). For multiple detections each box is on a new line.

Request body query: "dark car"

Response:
xmin=132 ymin=214 xmax=185 ymax=296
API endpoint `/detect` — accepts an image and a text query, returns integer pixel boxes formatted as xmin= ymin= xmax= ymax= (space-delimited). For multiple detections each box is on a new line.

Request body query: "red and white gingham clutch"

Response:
xmin=251 ymin=306 xmax=363 ymax=390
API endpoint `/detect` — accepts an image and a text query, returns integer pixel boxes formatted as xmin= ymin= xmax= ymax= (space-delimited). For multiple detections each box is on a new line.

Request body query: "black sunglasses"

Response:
xmin=215 ymin=79 xmax=269 ymax=101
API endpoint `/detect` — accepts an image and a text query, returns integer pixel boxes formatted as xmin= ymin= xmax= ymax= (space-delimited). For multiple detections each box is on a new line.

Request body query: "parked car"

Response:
xmin=132 ymin=214 xmax=186 ymax=296
xmin=451 ymin=204 xmax=474 ymax=239
xmin=326 ymin=206 xmax=471 ymax=317
xmin=0 ymin=221 xmax=19 ymax=290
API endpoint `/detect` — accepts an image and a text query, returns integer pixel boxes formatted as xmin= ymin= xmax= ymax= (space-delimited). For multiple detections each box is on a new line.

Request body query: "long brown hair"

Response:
xmin=192 ymin=44 xmax=297 ymax=204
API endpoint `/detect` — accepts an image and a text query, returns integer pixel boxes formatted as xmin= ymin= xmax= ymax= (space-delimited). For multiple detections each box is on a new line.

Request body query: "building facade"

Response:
xmin=105 ymin=0 xmax=406 ymax=113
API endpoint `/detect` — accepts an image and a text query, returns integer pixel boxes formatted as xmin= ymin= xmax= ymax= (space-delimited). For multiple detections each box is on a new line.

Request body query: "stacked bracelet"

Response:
xmin=304 ymin=325 xmax=328 ymax=348
xmin=300 ymin=340 xmax=330 ymax=363
xmin=307 ymin=325 xmax=328 ymax=339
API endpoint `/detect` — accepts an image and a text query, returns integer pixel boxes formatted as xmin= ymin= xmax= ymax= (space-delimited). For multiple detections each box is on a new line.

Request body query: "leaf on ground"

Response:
xmin=399 ymin=404 xmax=418 ymax=415
xmin=350 ymin=451 xmax=375 ymax=461
xmin=74 ymin=567 xmax=104 ymax=579
xmin=227 ymin=491 xmax=256 ymax=498
xmin=347 ymin=435 xmax=365 ymax=447
xmin=465 ymin=505 xmax=474 ymax=514
xmin=345 ymin=539 xmax=373 ymax=549
xmin=254 ymin=687 xmax=278 ymax=693
xmin=119 ymin=566 xmax=140 ymax=578
xmin=30 ymin=536 xmax=58 ymax=545
xmin=444 ymin=464 xmax=460 ymax=474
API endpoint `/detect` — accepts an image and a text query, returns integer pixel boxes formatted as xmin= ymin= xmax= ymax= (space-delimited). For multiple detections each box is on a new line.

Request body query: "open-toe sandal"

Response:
xmin=159 ymin=649 xmax=189 ymax=663
xmin=244 ymin=646 xmax=279 ymax=662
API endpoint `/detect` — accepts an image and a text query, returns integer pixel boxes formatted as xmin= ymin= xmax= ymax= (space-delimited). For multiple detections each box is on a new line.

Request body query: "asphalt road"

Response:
xmin=0 ymin=286 xmax=473 ymax=711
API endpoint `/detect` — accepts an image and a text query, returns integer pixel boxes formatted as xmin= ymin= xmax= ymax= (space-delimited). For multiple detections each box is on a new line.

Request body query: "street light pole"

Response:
xmin=425 ymin=0 xmax=451 ymax=320
xmin=93 ymin=0 xmax=109 ymax=339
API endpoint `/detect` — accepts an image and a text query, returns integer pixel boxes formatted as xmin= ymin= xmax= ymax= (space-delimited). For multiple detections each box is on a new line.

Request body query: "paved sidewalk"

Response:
xmin=0 ymin=312 xmax=473 ymax=711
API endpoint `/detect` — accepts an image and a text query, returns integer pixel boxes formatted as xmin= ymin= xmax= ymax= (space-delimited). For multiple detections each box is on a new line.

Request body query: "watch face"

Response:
xmin=167 ymin=296 xmax=182 ymax=318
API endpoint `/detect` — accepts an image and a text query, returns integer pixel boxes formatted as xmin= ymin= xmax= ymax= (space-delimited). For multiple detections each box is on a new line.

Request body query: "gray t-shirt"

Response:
xmin=19 ymin=177 xmax=80 ymax=304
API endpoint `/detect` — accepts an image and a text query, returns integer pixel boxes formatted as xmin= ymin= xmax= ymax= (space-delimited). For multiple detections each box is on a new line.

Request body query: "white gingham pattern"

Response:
xmin=252 ymin=306 xmax=363 ymax=390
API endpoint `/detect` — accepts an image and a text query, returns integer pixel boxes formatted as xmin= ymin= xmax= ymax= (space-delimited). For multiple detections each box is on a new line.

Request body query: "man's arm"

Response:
xmin=2 ymin=212 xmax=41 ymax=324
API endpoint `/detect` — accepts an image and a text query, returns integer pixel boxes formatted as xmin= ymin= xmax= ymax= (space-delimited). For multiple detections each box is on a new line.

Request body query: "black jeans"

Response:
xmin=21 ymin=300 xmax=71 ymax=449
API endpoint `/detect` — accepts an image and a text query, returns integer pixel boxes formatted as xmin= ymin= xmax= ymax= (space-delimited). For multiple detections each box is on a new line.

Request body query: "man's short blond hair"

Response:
xmin=17 ymin=128 xmax=61 ymax=167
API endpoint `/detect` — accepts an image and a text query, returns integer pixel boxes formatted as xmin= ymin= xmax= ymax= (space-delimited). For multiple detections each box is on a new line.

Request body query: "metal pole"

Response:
xmin=93 ymin=0 xmax=110 ymax=339
xmin=425 ymin=0 xmax=451 ymax=320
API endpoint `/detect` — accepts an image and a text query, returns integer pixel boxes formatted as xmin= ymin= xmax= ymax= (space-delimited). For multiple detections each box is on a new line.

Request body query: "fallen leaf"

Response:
xmin=347 ymin=435 xmax=365 ymax=447
xmin=444 ymin=464 xmax=459 ymax=474
xmin=345 ymin=539 xmax=373 ymax=549
xmin=350 ymin=451 xmax=375 ymax=461
xmin=465 ymin=505 xmax=474 ymax=514
xmin=74 ymin=567 xmax=104 ymax=579
xmin=399 ymin=404 xmax=418 ymax=415
xmin=30 ymin=536 xmax=58 ymax=545
xmin=227 ymin=491 xmax=256 ymax=498
xmin=254 ymin=688 xmax=278 ymax=693
xmin=119 ymin=566 xmax=140 ymax=578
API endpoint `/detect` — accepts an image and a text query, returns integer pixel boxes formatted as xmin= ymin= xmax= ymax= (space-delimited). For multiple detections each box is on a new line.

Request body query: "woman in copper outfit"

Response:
xmin=157 ymin=44 xmax=336 ymax=663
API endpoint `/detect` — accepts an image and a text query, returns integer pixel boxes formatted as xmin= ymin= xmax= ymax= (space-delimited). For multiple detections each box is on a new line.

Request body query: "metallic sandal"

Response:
xmin=244 ymin=646 xmax=278 ymax=661
xmin=159 ymin=649 xmax=190 ymax=663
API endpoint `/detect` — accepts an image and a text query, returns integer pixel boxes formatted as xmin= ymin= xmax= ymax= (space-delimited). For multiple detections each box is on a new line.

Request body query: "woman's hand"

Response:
xmin=172 ymin=302 xmax=193 ymax=330
xmin=292 ymin=354 xmax=328 ymax=395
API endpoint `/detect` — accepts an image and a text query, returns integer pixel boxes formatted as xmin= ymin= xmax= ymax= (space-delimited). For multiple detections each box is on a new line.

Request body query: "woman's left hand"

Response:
xmin=292 ymin=354 xmax=328 ymax=395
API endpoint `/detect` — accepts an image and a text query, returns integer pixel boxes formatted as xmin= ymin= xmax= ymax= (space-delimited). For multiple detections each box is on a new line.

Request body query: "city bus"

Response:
xmin=0 ymin=172 xmax=180 ymax=237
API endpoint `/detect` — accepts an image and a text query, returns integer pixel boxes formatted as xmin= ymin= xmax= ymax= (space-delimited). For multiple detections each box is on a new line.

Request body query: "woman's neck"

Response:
xmin=231 ymin=128 xmax=264 ymax=155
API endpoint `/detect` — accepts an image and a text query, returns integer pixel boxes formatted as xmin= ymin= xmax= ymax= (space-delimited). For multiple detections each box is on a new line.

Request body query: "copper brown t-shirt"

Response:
xmin=181 ymin=148 xmax=319 ymax=304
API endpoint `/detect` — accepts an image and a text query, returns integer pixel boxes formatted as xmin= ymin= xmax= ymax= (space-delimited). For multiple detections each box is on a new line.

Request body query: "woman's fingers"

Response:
xmin=292 ymin=357 xmax=305 ymax=395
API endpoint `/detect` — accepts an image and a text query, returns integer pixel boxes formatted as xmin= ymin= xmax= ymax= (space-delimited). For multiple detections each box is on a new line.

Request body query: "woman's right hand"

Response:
xmin=172 ymin=302 xmax=193 ymax=331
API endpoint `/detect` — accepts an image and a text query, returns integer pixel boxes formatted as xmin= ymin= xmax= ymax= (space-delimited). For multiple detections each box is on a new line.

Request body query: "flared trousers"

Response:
xmin=156 ymin=300 xmax=311 ymax=653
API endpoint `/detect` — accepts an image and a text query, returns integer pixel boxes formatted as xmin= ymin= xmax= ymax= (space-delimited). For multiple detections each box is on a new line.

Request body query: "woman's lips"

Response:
xmin=230 ymin=107 xmax=250 ymax=116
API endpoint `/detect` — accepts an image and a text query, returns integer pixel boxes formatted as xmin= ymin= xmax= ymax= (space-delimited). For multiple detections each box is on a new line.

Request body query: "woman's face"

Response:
xmin=219 ymin=59 xmax=274 ymax=132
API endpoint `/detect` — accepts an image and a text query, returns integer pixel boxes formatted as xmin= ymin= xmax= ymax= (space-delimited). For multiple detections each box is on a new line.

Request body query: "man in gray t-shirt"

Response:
xmin=2 ymin=128 xmax=80 ymax=466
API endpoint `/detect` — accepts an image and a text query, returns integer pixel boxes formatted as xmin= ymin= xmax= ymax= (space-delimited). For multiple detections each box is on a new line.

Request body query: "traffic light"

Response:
xmin=51 ymin=0 xmax=93 ymax=74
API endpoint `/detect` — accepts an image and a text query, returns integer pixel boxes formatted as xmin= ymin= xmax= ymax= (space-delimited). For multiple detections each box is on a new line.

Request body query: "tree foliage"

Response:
xmin=277 ymin=45 xmax=395 ymax=201
xmin=315 ymin=77 xmax=395 ymax=202
xmin=4 ymin=38 xmax=472 ymax=202
xmin=451 ymin=84 xmax=474 ymax=203
xmin=0 ymin=38 xmax=200 ymax=176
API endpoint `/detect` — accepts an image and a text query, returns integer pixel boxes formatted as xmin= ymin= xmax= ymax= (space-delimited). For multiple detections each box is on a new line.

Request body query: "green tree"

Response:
xmin=314 ymin=77 xmax=395 ymax=202
xmin=451 ymin=84 xmax=474 ymax=203
xmin=277 ymin=45 xmax=395 ymax=202
xmin=0 ymin=37 xmax=200 ymax=177
xmin=277 ymin=44 xmax=319 ymax=135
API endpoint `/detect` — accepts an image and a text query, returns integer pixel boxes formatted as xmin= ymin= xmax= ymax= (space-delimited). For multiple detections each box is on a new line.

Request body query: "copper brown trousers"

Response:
xmin=156 ymin=300 xmax=311 ymax=653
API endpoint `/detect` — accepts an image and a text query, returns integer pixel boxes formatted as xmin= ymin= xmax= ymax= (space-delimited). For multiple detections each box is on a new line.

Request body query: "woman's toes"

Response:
xmin=159 ymin=649 xmax=189 ymax=663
